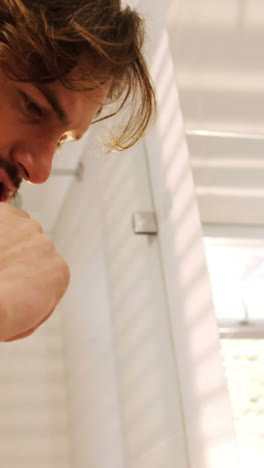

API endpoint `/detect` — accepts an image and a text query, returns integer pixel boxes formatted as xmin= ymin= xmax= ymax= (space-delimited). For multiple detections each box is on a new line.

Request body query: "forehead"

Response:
xmin=41 ymin=74 xmax=111 ymax=137
xmin=57 ymin=53 xmax=111 ymax=134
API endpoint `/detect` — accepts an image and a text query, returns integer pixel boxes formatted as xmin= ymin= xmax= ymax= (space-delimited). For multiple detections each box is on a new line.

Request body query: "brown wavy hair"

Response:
xmin=0 ymin=0 xmax=156 ymax=150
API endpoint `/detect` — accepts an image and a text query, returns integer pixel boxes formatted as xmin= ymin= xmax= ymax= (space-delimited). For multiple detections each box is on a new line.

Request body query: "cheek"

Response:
xmin=0 ymin=117 xmax=25 ymax=149
xmin=0 ymin=119 xmax=19 ymax=148
xmin=0 ymin=97 xmax=21 ymax=138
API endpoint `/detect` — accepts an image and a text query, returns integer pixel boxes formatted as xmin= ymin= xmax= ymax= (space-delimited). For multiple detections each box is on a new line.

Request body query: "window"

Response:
xmin=204 ymin=236 xmax=264 ymax=468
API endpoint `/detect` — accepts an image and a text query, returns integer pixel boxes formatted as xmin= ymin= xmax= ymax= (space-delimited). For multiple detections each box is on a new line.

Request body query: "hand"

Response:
xmin=0 ymin=203 xmax=70 ymax=342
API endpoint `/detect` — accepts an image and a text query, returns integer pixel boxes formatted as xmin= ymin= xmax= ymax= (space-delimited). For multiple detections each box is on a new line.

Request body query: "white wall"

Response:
xmin=51 ymin=1 xmax=238 ymax=467
xmin=129 ymin=1 xmax=238 ymax=466
xmin=0 ymin=3 xmax=239 ymax=468
xmin=0 ymin=311 xmax=70 ymax=468
xmin=53 ymin=130 xmax=189 ymax=468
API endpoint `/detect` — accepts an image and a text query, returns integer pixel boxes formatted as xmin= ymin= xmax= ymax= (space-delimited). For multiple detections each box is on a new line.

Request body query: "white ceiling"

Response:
xmin=166 ymin=0 xmax=264 ymax=228
xmin=167 ymin=0 xmax=264 ymax=134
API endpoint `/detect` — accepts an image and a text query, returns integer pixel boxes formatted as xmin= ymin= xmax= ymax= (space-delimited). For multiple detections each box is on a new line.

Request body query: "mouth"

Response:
xmin=0 ymin=182 xmax=14 ymax=202
xmin=0 ymin=169 xmax=17 ymax=202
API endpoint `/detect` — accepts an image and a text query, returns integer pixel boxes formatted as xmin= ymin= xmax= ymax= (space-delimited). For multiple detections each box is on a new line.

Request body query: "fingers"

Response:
xmin=3 ymin=307 xmax=56 ymax=342
xmin=0 ymin=202 xmax=30 ymax=219
xmin=4 ymin=328 xmax=37 ymax=342
xmin=0 ymin=204 xmax=70 ymax=342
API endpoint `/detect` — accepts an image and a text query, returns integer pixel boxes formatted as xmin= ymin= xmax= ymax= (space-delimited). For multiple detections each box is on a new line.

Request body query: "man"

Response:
xmin=0 ymin=0 xmax=155 ymax=342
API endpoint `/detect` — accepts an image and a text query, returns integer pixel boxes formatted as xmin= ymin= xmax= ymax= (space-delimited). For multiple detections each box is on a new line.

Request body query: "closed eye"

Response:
xmin=20 ymin=92 xmax=45 ymax=120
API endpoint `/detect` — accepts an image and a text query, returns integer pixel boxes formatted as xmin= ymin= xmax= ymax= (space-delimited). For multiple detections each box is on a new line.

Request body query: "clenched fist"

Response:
xmin=0 ymin=203 xmax=70 ymax=342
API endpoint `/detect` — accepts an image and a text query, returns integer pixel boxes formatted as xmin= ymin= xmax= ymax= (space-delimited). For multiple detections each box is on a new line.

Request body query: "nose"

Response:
xmin=11 ymin=142 xmax=56 ymax=184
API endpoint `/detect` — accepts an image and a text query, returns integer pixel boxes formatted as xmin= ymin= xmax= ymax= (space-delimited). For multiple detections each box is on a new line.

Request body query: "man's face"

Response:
xmin=0 ymin=64 xmax=110 ymax=201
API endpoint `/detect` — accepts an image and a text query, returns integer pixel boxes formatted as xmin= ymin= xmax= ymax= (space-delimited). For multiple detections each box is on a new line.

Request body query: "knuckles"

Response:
xmin=0 ymin=204 xmax=70 ymax=342
xmin=58 ymin=256 xmax=71 ymax=292
xmin=38 ymin=234 xmax=70 ymax=291
xmin=25 ymin=218 xmax=43 ymax=234
xmin=2 ymin=208 xmax=70 ymax=292
xmin=0 ymin=203 xmax=29 ymax=218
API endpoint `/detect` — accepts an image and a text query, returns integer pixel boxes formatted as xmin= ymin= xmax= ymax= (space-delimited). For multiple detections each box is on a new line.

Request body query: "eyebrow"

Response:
xmin=35 ymin=85 xmax=70 ymax=126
